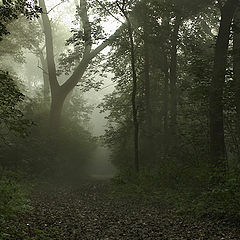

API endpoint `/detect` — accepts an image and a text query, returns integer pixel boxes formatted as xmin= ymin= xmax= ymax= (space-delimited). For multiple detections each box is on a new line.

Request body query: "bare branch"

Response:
xmin=47 ymin=1 xmax=65 ymax=14
xmin=37 ymin=65 xmax=48 ymax=74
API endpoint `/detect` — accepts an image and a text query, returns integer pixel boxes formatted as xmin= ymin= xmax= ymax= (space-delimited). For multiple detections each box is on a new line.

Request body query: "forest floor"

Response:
xmin=14 ymin=177 xmax=240 ymax=240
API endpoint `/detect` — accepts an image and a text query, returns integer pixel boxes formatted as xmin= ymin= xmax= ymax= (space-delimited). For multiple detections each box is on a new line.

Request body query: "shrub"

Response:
xmin=0 ymin=171 xmax=30 ymax=219
xmin=192 ymin=172 xmax=240 ymax=219
xmin=0 ymin=171 xmax=31 ymax=239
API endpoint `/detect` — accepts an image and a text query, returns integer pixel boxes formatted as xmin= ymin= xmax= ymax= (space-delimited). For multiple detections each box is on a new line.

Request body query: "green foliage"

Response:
xmin=0 ymin=171 xmax=31 ymax=238
xmin=111 ymin=166 xmax=240 ymax=220
xmin=0 ymin=172 xmax=30 ymax=218
xmin=0 ymin=171 xmax=62 ymax=239
xmin=0 ymin=90 xmax=97 ymax=182
xmin=191 ymin=172 xmax=240 ymax=218
xmin=112 ymin=162 xmax=210 ymax=195
xmin=0 ymin=17 xmax=43 ymax=63
xmin=0 ymin=71 xmax=32 ymax=142
xmin=0 ymin=0 xmax=41 ymax=40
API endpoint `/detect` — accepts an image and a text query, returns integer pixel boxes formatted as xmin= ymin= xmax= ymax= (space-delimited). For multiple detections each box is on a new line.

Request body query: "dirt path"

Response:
xmin=20 ymin=179 xmax=240 ymax=240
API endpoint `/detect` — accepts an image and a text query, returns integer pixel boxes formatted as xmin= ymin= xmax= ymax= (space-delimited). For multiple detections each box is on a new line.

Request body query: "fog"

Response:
xmin=1 ymin=0 xmax=240 ymax=238
xmin=85 ymin=76 xmax=117 ymax=178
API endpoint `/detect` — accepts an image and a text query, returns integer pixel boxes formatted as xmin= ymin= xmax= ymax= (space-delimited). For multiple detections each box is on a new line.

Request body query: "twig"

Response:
xmin=47 ymin=1 xmax=65 ymax=14
xmin=37 ymin=65 xmax=48 ymax=74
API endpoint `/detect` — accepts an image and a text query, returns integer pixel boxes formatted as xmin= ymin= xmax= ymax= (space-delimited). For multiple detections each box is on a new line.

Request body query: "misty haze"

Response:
xmin=1 ymin=0 xmax=240 ymax=239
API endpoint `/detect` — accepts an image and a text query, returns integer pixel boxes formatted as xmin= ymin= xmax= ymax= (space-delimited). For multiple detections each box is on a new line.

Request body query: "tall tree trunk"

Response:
xmin=169 ymin=16 xmax=181 ymax=153
xmin=122 ymin=14 xmax=139 ymax=173
xmin=233 ymin=7 xmax=240 ymax=148
xmin=39 ymin=50 xmax=50 ymax=103
xmin=129 ymin=25 xmax=139 ymax=173
xmin=39 ymin=0 xmax=61 ymax=131
xmin=49 ymin=89 xmax=67 ymax=132
xmin=143 ymin=9 xmax=154 ymax=164
xmin=162 ymin=54 xmax=170 ymax=154
xmin=209 ymin=0 xmax=238 ymax=183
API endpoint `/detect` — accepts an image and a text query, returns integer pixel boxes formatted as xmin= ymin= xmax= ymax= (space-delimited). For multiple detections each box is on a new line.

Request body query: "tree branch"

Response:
xmin=47 ymin=1 xmax=65 ymax=14
xmin=61 ymin=13 xmax=126 ymax=93
xmin=61 ymin=0 xmax=143 ymax=94
xmin=95 ymin=0 xmax=125 ymax=25
xmin=80 ymin=0 xmax=92 ymax=55
xmin=39 ymin=0 xmax=59 ymax=91
xmin=37 ymin=65 xmax=48 ymax=74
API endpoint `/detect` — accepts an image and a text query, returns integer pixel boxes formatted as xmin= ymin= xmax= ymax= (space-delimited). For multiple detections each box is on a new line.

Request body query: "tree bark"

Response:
xmin=169 ymin=16 xmax=181 ymax=153
xmin=39 ymin=49 xmax=50 ymax=103
xmin=117 ymin=3 xmax=140 ymax=173
xmin=49 ymin=90 xmax=65 ymax=131
xmin=128 ymin=19 xmax=139 ymax=173
xmin=233 ymin=7 xmax=240 ymax=147
xmin=143 ymin=9 xmax=154 ymax=164
xmin=162 ymin=54 xmax=170 ymax=154
xmin=209 ymin=0 xmax=238 ymax=183
xmin=39 ymin=0 xmax=59 ymax=93
xmin=39 ymin=0 xmax=61 ymax=131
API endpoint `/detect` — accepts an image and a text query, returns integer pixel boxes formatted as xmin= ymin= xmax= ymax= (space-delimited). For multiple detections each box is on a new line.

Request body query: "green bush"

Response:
xmin=192 ymin=172 xmax=240 ymax=218
xmin=0 ymin=171 xmax=31 ymax=236
xmin=111 ymin=167 xmax=240 ymax=220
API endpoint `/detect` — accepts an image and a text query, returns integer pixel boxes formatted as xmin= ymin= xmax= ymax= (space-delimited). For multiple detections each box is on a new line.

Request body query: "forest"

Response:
xmin=1 ymin=0 xmax=240 ymax=239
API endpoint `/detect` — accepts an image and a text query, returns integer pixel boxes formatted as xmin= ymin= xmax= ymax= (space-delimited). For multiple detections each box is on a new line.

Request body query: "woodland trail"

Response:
xmin=19 ymin=178 xmax=240 ymax=240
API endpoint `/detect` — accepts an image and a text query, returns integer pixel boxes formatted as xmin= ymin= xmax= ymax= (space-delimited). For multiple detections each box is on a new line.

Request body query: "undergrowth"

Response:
xmin=110 ymin=167 xmax=240 ymax=220
xmin=0 ymin=170 xmax=65 ymax=240
xmin=0 ymin=170 xmax=32 ymax=239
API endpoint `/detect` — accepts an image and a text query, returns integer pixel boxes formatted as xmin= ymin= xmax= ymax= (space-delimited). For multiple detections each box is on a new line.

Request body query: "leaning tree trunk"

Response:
xmin=233 ymin=7 xmax=240 ymax=150
xmin=209 ymin=0 xmax=238 ymax=184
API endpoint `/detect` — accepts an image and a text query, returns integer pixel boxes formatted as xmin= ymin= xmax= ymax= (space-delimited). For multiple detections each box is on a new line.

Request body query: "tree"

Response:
xmin=209 ymin=0 xmax=239 ymax=183
xmin=168 ymin=14 xmax=182 ymax=152
xmin=39 ymin=0 xmax=118 ymax=132
xmin=39 ymin=0 xmax=151 ymax=133
xmin=100 ymin=0 xmax=216 ymax=171
xmin=116 ymin=0 xmax=139 ymax=172
xmin=0 ymin=0 xmax=40 ymax=141
xmin=0 ymin=17 xmax=42 ymax=65
xmin=0 ymin=71 xmax=32 ymax=143
xmin=233 ymin=7 xmax=240 ymax=146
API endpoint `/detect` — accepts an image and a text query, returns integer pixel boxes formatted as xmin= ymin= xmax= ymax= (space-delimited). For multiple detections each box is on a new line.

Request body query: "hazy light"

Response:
xmin=47 ymin=0 xmax=121 ymax=36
